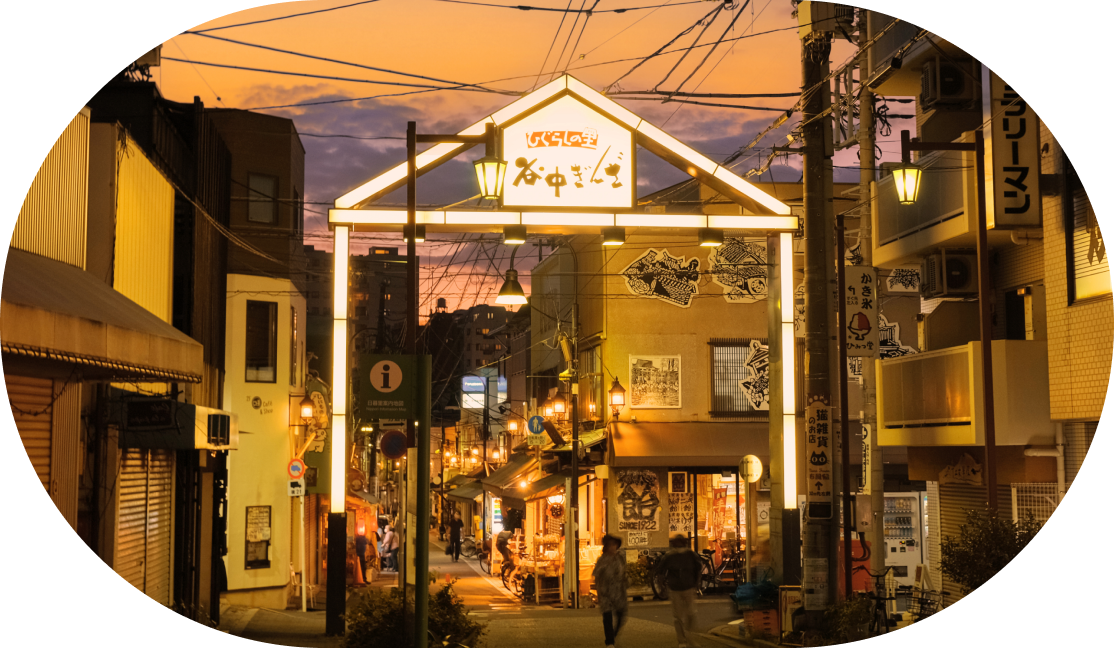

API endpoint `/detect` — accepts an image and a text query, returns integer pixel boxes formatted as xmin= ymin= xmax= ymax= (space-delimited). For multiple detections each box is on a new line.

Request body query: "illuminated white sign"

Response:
xmin=502 ymin=95 xmax=633 ymax=209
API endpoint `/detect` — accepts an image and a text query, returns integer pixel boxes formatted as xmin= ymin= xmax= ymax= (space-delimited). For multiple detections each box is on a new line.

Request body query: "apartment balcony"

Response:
xmin=876 ymin=340 xmax=1053 ymax=447
xmin=863 ymin=11 xmax=970 ymax=98
xmin=870 ymin=134 xmax=1017 ymax=269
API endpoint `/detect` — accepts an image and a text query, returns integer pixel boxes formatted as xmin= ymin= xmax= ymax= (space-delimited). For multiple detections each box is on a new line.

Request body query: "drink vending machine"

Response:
xmin=883 ymin=492 xmax=926 ymax=589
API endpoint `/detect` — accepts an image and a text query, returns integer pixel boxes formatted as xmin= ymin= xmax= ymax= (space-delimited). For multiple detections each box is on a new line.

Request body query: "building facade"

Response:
xmin=863 ymin=7 xmax=1108 ymax=605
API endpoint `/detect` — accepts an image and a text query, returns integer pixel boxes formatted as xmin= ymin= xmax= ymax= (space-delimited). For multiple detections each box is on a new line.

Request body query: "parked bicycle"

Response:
xmin=696 ymin=546 xmax=744 ymax=594
xmin=905 ymin=585 xmax=949 ymax=623
xmin=852 ymin=565 xmax=899 ymax=636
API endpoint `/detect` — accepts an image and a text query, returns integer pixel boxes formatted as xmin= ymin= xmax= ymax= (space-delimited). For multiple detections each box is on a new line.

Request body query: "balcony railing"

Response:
xmin=875 ymin=149 xmax=971 ymax=246
xmin=876 ymin=340 xmax=1054 ymax=447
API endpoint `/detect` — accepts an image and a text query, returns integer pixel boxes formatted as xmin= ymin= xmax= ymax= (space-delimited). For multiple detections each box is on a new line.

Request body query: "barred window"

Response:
xmin=709 ymin=338 xmax=769 ymax=417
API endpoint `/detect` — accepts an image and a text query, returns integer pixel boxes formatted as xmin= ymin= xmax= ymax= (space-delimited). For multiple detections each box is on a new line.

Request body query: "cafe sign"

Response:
xmin=502 ymin=95 xmax=633 ymax=209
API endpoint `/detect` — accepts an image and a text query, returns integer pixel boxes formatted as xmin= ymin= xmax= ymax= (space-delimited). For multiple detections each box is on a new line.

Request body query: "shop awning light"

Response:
xmin=403 ymin=223 xmax=426 ymax=243
xmin=602 ymin=226 xmax=626 ymax=246
xmin=699 ymin=227 xmax=724 ymax=247
xmin=503 ymin=225 xmax=527 ymax=245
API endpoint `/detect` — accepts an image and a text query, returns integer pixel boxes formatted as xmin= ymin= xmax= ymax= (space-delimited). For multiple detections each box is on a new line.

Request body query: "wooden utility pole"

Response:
xmin=857 ymin=11 xmax=886 ymax=576
xmin=801 ymin=28 xmax=836 ymax=612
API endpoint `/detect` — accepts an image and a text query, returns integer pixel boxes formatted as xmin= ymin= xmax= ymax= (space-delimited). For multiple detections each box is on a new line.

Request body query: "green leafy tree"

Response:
xmin=940 ymin=508 xmax=1042 ymax=595
xmin=345 ymin=579 xmax=486 ymax=648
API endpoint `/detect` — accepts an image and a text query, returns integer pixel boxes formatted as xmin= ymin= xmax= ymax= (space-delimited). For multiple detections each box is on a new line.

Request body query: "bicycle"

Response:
xmin=642 ymin=550 xmax=670 ymax=601
xmin=696 ymin=547 xmax=745 ymax=595
xmin=905 ymin=585 xmax=949 ymax=622
xmin=852 ymin=566 xmax=899 ymax=636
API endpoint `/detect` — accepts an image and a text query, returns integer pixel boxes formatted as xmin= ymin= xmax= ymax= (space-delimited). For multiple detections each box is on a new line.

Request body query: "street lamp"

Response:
xmin=893 ymin=129 xmax=999 ymax=510
xmin=299 ymin=395 xmax=315 ymax=420
xmin=496 ymin=244 xmax=528 ymax=305
xmin=608 ymin=377 xmax=627 ymax=417
xmin=474 ymin=152 xmax=508 ymax=200
xmin=891 ymin=161 xmax=922 ymax=205
xmin=602 ymin=226 xmax=625 ymax=246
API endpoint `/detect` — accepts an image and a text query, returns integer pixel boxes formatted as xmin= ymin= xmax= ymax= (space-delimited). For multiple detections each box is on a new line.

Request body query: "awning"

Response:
xmin=550 ymin=428 xmax=606 ymax=452
xmin=481 ymin=452 xmax=537 ymax=496
xmin=346 ymin=492 xmax=379 ymax=510
xmin=446 ymin=480 xmax=483 ymax=503
xmin=609 ymin=422 xmax=769 ymax=467
xmin=445 ymin=474 xmax=471 ymax=489
xmin=1 ymin=249 xmax=203 ymax=383
xmin=522 ymin=470 xmax=594 ymax=502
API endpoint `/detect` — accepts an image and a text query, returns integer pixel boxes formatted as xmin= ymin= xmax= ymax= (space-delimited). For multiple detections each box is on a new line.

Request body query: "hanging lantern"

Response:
xmin=891 ymin=163 xmax=922 ymax=205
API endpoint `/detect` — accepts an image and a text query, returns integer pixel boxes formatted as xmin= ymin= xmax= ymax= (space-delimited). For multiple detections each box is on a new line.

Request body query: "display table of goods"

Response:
xmin=532 ymin=533 xmax=564 ymax=576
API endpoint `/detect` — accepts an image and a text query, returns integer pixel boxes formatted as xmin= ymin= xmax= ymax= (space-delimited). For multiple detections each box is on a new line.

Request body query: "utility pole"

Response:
xmin=801 ymin=27 xmax=835 ymax=615
xmin=857 ymin=10 xmax=885 ymax=576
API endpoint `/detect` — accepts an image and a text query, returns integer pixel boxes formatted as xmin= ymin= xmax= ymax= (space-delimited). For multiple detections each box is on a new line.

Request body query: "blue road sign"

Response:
xmin=527 ymin=415 xmax=545 ymax=434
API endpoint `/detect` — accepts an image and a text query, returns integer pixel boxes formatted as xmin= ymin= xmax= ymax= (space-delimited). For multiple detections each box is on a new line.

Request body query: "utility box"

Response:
xmin=797 ymin=1 xmax=854 ymax=39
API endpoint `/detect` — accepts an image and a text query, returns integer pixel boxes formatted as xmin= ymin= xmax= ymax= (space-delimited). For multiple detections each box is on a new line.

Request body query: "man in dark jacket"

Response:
xmin=448 ymin=511 xmax=465 ymax=562
xmin=656 ymin=534 xmax=703 ymax=647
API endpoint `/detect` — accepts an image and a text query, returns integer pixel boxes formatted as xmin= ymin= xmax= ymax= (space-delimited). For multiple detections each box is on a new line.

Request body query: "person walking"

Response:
xmin=448 ymin=511 xmax=465 ymax=562
xmin=657 ymin=534 xmax=703 ymax=648
xmin=592 ymin=534 xmax=628 ymax=648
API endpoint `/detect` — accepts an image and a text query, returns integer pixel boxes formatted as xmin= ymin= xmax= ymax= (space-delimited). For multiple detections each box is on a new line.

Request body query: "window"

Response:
xmin=290 ymin=307 xmax=298 ymax=386
xmin=475 ymin=359 xmax=482 ymax=367
xmin=355 ymin=307 xmax=368 ymax=317
xmin=709 ymin=338 xmax=769 ymax=417
xmin=245 ymin=301 xmax=277 ymax=382
xmin=1066 ymin=160 xmax=1109 ymax=301
xmin=579 ymin=346 xmax=603 ymax=417
xmin=247 ymin=173 xmax=278 ymax=224
xmin=487 ymin=312 xmax=494 ymax=319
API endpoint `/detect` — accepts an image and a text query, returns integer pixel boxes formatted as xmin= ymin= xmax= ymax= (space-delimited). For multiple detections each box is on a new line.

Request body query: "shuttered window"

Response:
xmin=115 ymin=448 xmax=175 ymax=607
xmin=709 ymin=338 xmax=769 ymax=418
xmin=247 ymin=173 xmax=278 ymax=224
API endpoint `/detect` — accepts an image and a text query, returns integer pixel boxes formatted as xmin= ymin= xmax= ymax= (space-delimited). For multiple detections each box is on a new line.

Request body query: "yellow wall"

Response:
xmin=13 ymin=109 xmax=89 ymax=269
xmin=224 ymin=273 xmax=307 ymax=595
xmin=1039 ymin=122 xmax=1113 ymax=421
xmin=113 ymin=132 xmax=174 ymax=323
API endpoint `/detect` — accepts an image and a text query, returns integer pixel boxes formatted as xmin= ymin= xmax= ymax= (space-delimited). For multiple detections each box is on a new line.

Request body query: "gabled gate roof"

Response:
xmin=334 ymin=74 xmax=790 ymax=216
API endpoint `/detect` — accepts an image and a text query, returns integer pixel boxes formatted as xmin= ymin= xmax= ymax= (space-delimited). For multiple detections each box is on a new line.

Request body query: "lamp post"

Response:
xmin=340 ymin=120 xmax=503 ymax=646
xmin=894 ymin=129 xmax=998 ymax=511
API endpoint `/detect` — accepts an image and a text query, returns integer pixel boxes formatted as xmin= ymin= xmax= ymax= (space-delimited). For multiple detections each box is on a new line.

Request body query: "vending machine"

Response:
xmin=883 ymin=492 xmax=926 ymax=589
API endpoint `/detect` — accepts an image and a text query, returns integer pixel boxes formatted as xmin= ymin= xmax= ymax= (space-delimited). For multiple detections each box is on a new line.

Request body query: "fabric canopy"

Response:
xmin=609 ymin=421 xmax=769 ymax=467
xmin=1 ymin=249 xmax=203 ymax=382
xmin=481 ymin=452 xmax=537 ymax=496
xmin=446 ymin=480 xmax=483 ymax=503
xmin=549 ymin=428 xmax=606 ymax=452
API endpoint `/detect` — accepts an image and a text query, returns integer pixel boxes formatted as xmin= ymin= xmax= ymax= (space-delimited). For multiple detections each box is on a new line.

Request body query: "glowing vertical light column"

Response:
xmin=331 ymin=225 xmax=350 ymax=514
xmin=780 ymin=232 xmax=797 ymax=509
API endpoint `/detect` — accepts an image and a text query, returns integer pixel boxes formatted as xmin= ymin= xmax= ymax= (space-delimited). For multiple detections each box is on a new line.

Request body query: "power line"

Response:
xmin=190 ymin=0 xmax=384 ymax=33
xmin=181 ymin=31 xmax=513 ymax=95
xmin=605 ymin=2 xmax=724 ymax=92
xmin=429 ymin=0 xmax=709 ymax=13
xmin=556 ymin=1 xmax=602 ymax=80
xmin=531 ymin=1 xmax=575 ymax=92
xmin=161 ymin=57 xmax=492 ymax=93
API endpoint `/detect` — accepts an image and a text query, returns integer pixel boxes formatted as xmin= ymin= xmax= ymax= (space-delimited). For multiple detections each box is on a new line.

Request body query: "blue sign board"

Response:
xmin=462 ymin=376 xmax=486 ymax=392
xmin=527 ymin=415 xmax=545 ymax=434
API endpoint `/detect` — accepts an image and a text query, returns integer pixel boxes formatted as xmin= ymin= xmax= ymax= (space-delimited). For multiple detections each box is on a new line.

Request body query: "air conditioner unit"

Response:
xmin=920 ymin=251 xmax=977 ymax=297
xmin=921 ymin=57 xmax=976 ymax=108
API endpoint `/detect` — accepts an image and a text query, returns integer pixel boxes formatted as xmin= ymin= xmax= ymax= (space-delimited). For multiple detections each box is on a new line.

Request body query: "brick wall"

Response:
xmin=1041 ymin=122 xmax=1114 ymax=421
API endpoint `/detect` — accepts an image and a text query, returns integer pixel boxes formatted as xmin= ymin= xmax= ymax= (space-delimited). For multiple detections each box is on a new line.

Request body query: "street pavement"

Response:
xmin=217 ymin=532 xmax=753 ymax=648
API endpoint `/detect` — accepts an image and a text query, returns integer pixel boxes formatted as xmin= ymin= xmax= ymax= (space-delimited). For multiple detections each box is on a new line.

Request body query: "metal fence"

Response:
xmin=1011 ymin=483 xmax=1059 ymax=526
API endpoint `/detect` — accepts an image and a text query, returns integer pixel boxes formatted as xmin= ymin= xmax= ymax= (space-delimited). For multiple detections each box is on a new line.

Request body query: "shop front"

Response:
xmin=607 ymin=422 xmax=771 ymax=584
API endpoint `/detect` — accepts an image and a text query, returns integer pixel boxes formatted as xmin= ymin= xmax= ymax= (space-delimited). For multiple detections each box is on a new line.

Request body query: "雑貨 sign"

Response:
xmin=502 ymin=95 xmax=632 ymax=209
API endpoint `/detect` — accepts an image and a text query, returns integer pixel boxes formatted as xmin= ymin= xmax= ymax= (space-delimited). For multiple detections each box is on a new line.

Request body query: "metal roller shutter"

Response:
xmin=935 ymin=482 xmax=1012 ymax=608
xmin=114 ymin=448 xmax=175 ymax=607
xmin=145 ymin=450 xmax=174 ymax=606
xmin=8 ymin=375 xmax=53 ymax=490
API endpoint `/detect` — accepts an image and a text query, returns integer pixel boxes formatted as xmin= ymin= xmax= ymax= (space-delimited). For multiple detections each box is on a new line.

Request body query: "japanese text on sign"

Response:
xmin=844 ymin=266 xmax=878 ymax=357
xmin=502 ymin=95 xmax=632 ymax=209
xmin=984 ymin=71 xmax=1041 ymax=228
xmin=806 ymin=403 xmax=833 ymax=518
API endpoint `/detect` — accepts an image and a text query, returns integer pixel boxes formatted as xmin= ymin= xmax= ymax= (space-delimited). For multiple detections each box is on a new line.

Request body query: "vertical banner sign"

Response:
xmin=359 ymin=355 xmax=415 ymax=420
xmin=844 ymin=267 xmax=879 ymax=357
xmin=983 ymin=70 xmax=1042 ymax=228
xmin=861 ymin=423 xmax=872 ymax=495
xmin=806 ymin=403 xmax=833 ymax=519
